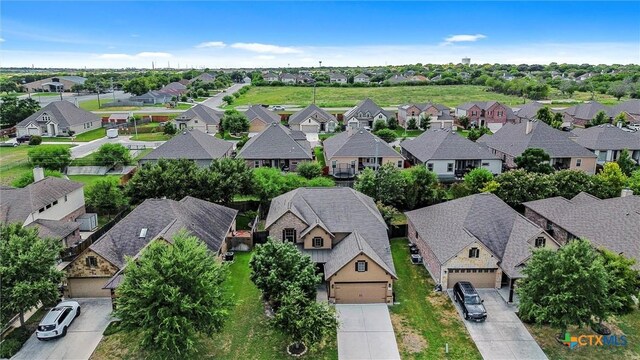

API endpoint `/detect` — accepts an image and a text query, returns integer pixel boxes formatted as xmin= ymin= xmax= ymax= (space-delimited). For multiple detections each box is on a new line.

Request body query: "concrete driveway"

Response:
xmin=449 ymin=289 xmax=547 ymax=360
xmin=336 ymin=304 xmax=400 ymax=360
xmin=13 ymin=298 xmax=112 ymax=360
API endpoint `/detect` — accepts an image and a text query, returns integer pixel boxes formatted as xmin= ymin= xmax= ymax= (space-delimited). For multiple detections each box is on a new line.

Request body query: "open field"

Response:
xmin=389 ymin=238 xmax=481 ymax=359
xmin=0 ymin=144 xmax=73 ymax=186
xmin=90 ymin=251 xmax=338 ymax=360
xmin=79 ymin=99 xmax=139 ymax=111
xmin=231 ymin=86 xmax=530 ymax=108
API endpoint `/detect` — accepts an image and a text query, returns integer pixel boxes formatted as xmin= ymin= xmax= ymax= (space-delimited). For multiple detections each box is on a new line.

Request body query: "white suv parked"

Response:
xmin=36 ymin=301 xmax=81 ymax=340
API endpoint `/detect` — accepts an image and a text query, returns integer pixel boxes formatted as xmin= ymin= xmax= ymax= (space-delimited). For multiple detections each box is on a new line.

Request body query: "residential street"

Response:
xmin=12 ymin=298 xmax=112 ymax=360
xmin=201 ymin=83 xmax=249 ymax=109
xmin=18 ymin=91 xmax=130 ymax=107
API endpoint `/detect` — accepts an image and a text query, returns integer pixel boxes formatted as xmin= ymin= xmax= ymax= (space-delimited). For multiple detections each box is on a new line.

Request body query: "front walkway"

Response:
xmin=449 ymin=289 xmax=547 ymax=360
xmin=335 ymin=304 xmax=400 ymax=360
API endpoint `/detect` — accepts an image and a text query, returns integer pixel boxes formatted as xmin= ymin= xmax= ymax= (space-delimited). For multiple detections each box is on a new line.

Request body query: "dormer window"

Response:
xmin=312 ymin=237 xmax=324 ymax=248
xmin=535 ymin=237 xmax=546 ymax=248
xmin=42 ymin=114 xmax=51 ymax=122
xmin=356 ymin=260 xmax=368 ymax=272
xmin=358 ymin=112 xmax=363 ymax=117
xmin=469 ymin=247 xmax=480 ymax=258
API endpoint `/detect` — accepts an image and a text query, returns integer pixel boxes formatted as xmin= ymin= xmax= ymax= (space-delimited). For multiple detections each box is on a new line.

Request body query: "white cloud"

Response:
xmin=230 ymin=42 xmax=302 ymax=54
xmin=196 ymin=41 xmax=226 ymax=48
xmin=0 ymin=38 xmax=4 ymax=43
xmin=443 ymin=34 xmax=487 ymax=44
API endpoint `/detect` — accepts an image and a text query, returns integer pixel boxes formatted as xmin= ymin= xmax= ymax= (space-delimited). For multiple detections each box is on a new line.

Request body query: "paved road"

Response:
xmin=13 ymin=298 xmax=112 ymax=360
xmin=336 ymin=304 xmax=400 ymax=360
xmin=18 ymin=91 xmax=130 ymax=107
xmin=449 ymin=289 xmax=547 ymax=360
xmin=201 ymin=83 xmax=250 ymax=109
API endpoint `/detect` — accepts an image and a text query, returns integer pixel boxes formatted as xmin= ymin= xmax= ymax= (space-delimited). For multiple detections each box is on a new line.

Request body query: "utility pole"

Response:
xmin=96 ymin=85 xmax=101 ymax=109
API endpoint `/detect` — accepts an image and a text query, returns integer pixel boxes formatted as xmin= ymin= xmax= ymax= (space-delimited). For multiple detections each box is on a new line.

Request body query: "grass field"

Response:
xmin=79 ymin=99 xmax=140 ymax=111
xmin=0 ymin=144 xmax=73 ymax=186
xmin=130 ymin=133 xmax=172 ymax=141
xmin=389 ymin=238 xmax=481 ymax=360
xmin=314 ymin=147 xmax=326 ymax=167
xmin=230 ymin=85 xmax=529 ymax=109
xmin=90 ymin=251 xmax=338 ymax=360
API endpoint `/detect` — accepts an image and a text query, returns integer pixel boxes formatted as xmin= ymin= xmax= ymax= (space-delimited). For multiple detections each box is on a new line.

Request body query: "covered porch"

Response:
xmin=453 ymin=159 xmax=481 ymax=178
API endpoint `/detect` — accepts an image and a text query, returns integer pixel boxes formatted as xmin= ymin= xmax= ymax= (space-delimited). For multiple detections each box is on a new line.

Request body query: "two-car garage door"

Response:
xmin=67 ymin=278 xmax=111 ymax=298
xmin=301 ymin=124 xmax=319 ymax=133
xmin=446 ymin=268 xmax=497 ymax=289
xmin=334 ymin=282 xmax=387 ymax=304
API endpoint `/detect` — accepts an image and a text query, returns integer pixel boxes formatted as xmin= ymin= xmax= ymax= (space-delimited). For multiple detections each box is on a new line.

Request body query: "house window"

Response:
xmin=52 ymin=200 xmax=58 ymax=206
xmin=86 ymin=256 xmax=98 ymax=268
xmin=254 ymin=160 xmax=260 ymax=168
xmin=535 ymin=237 xmax=546 ymax=248
xmin=576 ymin=159 xmax=582 ymax=167
xmin=313 ymin=237 xmax=324 ymax=248
xmin=356 ymin=260 xmax=368 ymax=272
xmin=283 ymin=228 xmax=297 ymax=242
xmin=497 ymin=111 xmax=503 ymax=117
xmin=350 ymin=160 xmax=355 ymax=168
xmin=42 ymin=114 xmax=51 ymax=122
xmin=469 ymin=247 xmax=480 ymax=258
xmin=447 ymin=163 xmax=454 ymax=172
xmin=397 ymin=160 xmax=403 ymax=168
xmin=332 ymin=160 xmax=337 ymax=169
xmin=482 ymin=162 xmax=489 ymax=167
xmin=194 ymin=120 xmax=199 ymax=123
xmin=427 ymin=163 xmax=434 ymax=172
xmin=471 ymin=111 xmax=477 ymax=116
xmin=38 ymin=207 xmax=45 ymax=213
xmin=64 ymin=195 xmax=68 ymax=202
xmin=415 ymin=231 xmax=419 ymax=239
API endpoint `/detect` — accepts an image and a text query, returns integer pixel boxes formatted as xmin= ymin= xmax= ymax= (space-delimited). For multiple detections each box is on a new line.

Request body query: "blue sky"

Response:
xmin=1 ymin=1 xmax=639 ymax=68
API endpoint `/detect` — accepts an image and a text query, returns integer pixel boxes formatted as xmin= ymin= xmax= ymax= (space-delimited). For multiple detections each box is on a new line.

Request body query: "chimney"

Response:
xmin=621 ymin=188 xmax=634 ymax=198
xmin=33 ymin=166 xmax=45 ymax=182
xmin=526 ymin=119 xmax=534 ymax=134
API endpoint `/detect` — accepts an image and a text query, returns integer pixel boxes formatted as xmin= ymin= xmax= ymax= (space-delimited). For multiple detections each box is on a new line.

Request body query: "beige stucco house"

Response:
xmin=16 ymin=101 xmax=101 ymax=137
xmin=265 ymin=188 xmax=397 ymax=304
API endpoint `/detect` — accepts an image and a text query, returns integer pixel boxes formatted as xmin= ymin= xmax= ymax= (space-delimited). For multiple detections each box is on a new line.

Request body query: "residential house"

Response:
xmin=562 ymin=101 xmax=613 ymax=127
xmin=139 ymin=129 xmax=233 ymax=167
xmin=455 ymin=101 xmax=518 ymax=131
xmin=296 ymin=74 xmax=314 ymax=84
xmin=265 ymin=187 xmax=397 ymax=303
xmin=0 ymin=168 xmax=86 ymax=247
xmin=16 ymin=101 xmax=101 ymax=137
xmin=288 ymin=104 xmax=338 ymax=133
xmin=354 ymin=73 xmax=370 ymax=84
xmin=343 ymin=98 xmax=393 ymax=129
xmin=105 ymin=112 xmax=131 ymax=125
xmin=280 ymin=73 xmax=297 ymax=84
xmin=576 ymin=72 xmax=596 ymax=82
xmin=478 ymin=119 xmax=597 ymax=174
xmin=21 ymin=76 xmax=86 ymax=93
xmin=63 ymin=196 xmax=237 ymax=298
xmin=406 ymin=193 xmax=559 ymax=301
xmin=243 ymin=105 xmax=281 ymax=133
xmin=569 ymin=124 xmax=640 ymax=165
xmin=512 ymin=101 xmax=545 ymax=122
xmin=523 ymin=192 xmax=639 ymax=267
xmin=501 ymin=73 xmax=516 ymax=81
xmin=397 ymin=103 xmax=453 ymax=129
xmin=408 ymin=75 xmax=428 ymax=82
xmin=263 ymin=72 xmax=280 ymax=82
xmin=612 ymin=99 xmax=640 ymax=124
xmin=174 ymin=104 xmax=223 ymax=134
xmin=129 ymin=90 xmax=173 ymax=105
xmin=400 ymin=129 xmax=502 ymax=180
xmin=236 ymin=123 xmax=312 ymax=171
xmin=189 ymin=73 xmax=217 ymax=84
xmin=329 ymin=72 xmax=348 ymax=84
xmin=324 ymin=129 xmax=404 ymax=178
xmin=430 ymin=74 xmax=442 ymax=82
xmin=388 ymin=74 xmax=408 ymax=84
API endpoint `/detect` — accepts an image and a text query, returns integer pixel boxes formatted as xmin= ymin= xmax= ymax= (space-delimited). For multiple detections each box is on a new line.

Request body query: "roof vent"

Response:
xmin=139 ymin=228 xmax=148 ymax=238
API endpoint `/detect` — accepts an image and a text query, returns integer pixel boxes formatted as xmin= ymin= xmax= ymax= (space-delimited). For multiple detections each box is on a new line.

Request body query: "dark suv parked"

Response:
xmin=453 ymin=281 xmax=487 ymax=322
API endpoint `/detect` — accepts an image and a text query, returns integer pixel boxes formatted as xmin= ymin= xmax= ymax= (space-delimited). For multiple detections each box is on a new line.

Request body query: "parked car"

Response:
xmin=0 ymin=142 xmax=18 ymax=147
xmin=453 ymin=281 xmax=487 ymax=322
xmin=627 ymin=123 xmax=640 ymax=131
xmin=16 ymin=135 xmax=32 ymax=144
xmin=271 ymin=105 xmax=285 ymax=111
xmin=36 ymin=300 xmax=81 ymax=340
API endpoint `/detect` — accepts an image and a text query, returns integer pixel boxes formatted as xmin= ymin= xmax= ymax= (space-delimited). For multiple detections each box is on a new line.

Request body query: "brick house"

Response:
xmin=455 ymin=101 xmax=518 ymax=131
xmin=406 ymin=193 xmax=558 ymax=302
xmin=562 ymin=101 xmax=614 ymax=127
xmin=139 ymin=129 xmax=233 ymax=168
xmin=62 ymin=197 xmax=237 ymax=298
xmin=265 ymin=188 xmax=397 ymax=304
xmin=397 ymin=103 xmax=453 ymax=129
xmin=236 ymin=123 xmax=313 ymax=171
xmin=343 ymin=98 xmax=394 ymax=129
xmin=243 ymin=105 xmax=281 ymax=133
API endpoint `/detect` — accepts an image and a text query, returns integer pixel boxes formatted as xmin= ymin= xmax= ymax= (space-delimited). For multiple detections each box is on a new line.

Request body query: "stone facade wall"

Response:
xmin=442 ymin=242 xmax=501 ymax=288
xmin=267 ymin=212 xmax=307 ymax=244
xmin=66 ymin=249 xmax=119 ymax=278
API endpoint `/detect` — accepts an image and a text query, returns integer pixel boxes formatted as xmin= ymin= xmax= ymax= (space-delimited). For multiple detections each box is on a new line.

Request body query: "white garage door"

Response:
xmin=67 ymin=278 xmax=111 ymax=298
xmin=27 ymin=127 xmax=40 ymax=135
xmin=334 ymin=282 xmax=387 ymax=304
xmin=447 ymin=268 xmax=497 ymax=289
xmin=301 ymin=124 xmax=319 ymax=133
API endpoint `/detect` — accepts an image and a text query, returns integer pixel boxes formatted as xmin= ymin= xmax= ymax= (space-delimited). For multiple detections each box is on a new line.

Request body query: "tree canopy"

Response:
xmin=0 ymin=96 xmax=40 ymax=127
xmin=86 ymin=178 xmax=128 ymax=217
xmin=94 ymin=143 xmax=132 ymax=168
xmin=28 ymin=146 xmax=72 ymax=171
xmin=222 ymin=110 xmax=249 ymax=134
xmin=514 ymin=148 xmax=554 ymax=174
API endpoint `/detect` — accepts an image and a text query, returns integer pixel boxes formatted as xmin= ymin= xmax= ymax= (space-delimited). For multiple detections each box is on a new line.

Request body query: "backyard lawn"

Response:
xmin=314 ymin=147 xmax=326 ymax=166
xmin=525 ymin=310 xmax=640 ymax=360
xmin=230 ymin=85 xmax=528 ymax=108
xmin=68 ymin=175 xmax=121 ymax=188
xmin=90 ymin=251 xmax=338 ymax=360
xmin=0 ymin=144 xmax=73 ymax=186
xmin=389 ymin=238 xmax=481 ymax=360
xmin=130 ymin=133 xmax=172 ymax=141
xmin=79 ymin=99 xmax=139 ymax=111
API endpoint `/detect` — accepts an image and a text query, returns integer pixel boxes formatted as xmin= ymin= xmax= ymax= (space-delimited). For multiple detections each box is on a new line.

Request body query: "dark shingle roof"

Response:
xmin=571 ymin=124 xmax=640 ymax=150
xmin=237 ymin=123 xmax=312 ymax=160
xmin=27 ymin=219 xmax=79 ymax=239
xmin=266 ymin=188 xmax=396 ymax=279
xmin=243 ymin=105 xmax=280 ymax=124
xmin=141 ymin=129 xmax=232 ymax=161
xmin=513 ymin=101 xmax=545 ymax=119
xmin=89 ymin=196 xmax=237 ymax=269
xmin=613 ymin=99 xmax=640 ymax=116
xmin=175 ymin=104 xmax=223 ymax=125
xmin=288 ymin=104 xmax=337 ymax=125
xmin=457 ymin=101 xmax=517 ymax=121
xmin=189 ymin=73 xmax=217 ymax=83
xmin=0 ymin=177 xmax=83 ymax=224
xmin=343 ymin=98 xmax=392 ymax=120
xmin=479 ymin=120 xmax=596 ymax=158
xmin=406 ymin=193 xmax=550 ymax=278
xmin=563 ymin=101 xmax=614 ymax=120
xmin=17 ymin=101 xmax=99 ymax=129
xmin=400 ymin=128 xmax=500 ymax=162
xmin=324 ymin=129 xmax=403 ymax=159
xmin=524 ymin=193 xmax=640 ymax=268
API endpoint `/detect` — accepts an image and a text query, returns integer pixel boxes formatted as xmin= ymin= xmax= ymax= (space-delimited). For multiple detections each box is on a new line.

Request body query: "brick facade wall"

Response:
xmin=523 ymin=208 xmax=570 ymax=245
xmin=408 ymin=220 xmax=442 ymax=284
xmin=61 ymin=205 xmax=86 ymax=222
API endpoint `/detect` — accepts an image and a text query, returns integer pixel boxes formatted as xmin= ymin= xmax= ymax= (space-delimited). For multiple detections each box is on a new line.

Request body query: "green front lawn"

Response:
xmin=525 ymin=310 xmax=640 ymax=360
xmin=45 ymin=128 xmax=108 ymax=143
xmin=394 ymin=129 xmax=424 ymax=138
xmin=314 ymin=147 xmax=326 ymax=167
xmin=90 ymin=252 xmax=337 ymax=360
xmin=129 ymin=133 xmax=172 ymax=141
xmin=79 ymin=99 xmax=140 ymax=111
xmin=390 ymin=238 xmax=481 ymax=359
xmin=0 ymin=144 xmax=73 ymax=186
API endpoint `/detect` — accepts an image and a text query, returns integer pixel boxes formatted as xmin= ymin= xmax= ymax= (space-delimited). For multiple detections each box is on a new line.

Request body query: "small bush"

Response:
xmin=223 ymin=95 xmax=234 ymax=104
xmin=374 ymin=128 xmax=397 ymax=143
xmin=0 ymin=327 xmax=30 ymax=358
xmin=28 ymin=135 xmax=42 ymax=145
xmin=296 ymin=161 xmax=323 ymax=179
